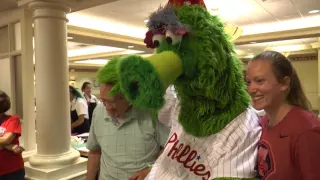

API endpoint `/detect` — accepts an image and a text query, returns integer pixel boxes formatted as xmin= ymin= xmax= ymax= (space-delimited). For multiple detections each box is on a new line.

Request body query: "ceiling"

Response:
xmin=65 ymin=0 xmax=320 ymax=66
xmin=2 ymin=0 xmax=320 ymax=68
xmin=0 ymin=0 xmax=120 ymax=14
xmin=67 ymin=0 xmax=320 ymax=38
xmin=237 ymin=37 xmax=318 ymax=51
xmin=0 ymin=0 xmax=17 ymax=12
xmin=207 ymin=0 xmax=320 ymax=26
xmin=236 ymin=37 xmax=319 ymax=60
xmin=67 ymin=36 xmax=319 ymax=67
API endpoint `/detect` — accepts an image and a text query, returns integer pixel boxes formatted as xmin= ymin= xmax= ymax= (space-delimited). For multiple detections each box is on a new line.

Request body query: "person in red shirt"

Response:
xmin=246 ymin=51 xmax=320 ymax=180
xmin=0 ymin=90 xmax=25 ymax=180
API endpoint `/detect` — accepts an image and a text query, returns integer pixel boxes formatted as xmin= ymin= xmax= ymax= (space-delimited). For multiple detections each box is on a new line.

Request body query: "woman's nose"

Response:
xmin=247 ymin=84 xmax=257 ymax=94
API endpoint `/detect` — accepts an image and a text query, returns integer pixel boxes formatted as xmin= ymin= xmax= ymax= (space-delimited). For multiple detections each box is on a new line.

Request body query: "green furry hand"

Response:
xmin=117 ymin=55 xmax=165 ymax=109
xmin=117 ymin=51 xmax=182 ymax=110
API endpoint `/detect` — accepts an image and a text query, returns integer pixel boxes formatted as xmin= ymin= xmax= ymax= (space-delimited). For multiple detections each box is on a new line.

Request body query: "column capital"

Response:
xmin=28 ymin=0 xmax=71 ymax=13
xmin=28 ymin=1 xmax=71 ymax=21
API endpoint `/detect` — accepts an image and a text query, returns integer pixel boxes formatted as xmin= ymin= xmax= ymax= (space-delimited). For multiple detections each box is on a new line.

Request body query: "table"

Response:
xmin=72 ymin=143 xmax=100 ymax=180
xmin=72 ymin=143 xmax=89 ymax=157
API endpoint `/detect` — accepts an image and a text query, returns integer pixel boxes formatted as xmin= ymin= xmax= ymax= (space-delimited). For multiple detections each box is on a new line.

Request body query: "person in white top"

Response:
xmin=69 ymin=85 xmax=89 ymax=134
xmin=81 ymin=82 xmax=99 ymax=126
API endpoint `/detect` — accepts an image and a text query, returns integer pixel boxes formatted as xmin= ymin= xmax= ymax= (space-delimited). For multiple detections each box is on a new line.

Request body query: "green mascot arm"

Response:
xmin=117 ymin=51 xmax=182 ymax=110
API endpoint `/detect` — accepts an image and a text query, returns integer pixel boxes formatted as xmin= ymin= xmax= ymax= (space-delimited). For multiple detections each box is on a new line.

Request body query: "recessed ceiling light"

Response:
xmin=128 ymin=45 xmax=134 ymax=49
xmin=144 ymin=19 xmax=149 ymax=23
xmin=210 ymin=8 xmax=219 ymax=15
xmin=250 ymin=42 xmax=257 ymax=44
xmin=211 ymin=8 xmax=219 ymax=11
xmin=244 ymin=54 xmax=254 ymax=59
xmin=308 ymin=10 xmax=320 ymax=14
xmin=74 ymin=59 xmax=109 ymax=65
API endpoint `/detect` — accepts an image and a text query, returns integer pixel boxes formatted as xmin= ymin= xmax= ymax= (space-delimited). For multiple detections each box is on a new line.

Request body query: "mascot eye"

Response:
xmin=166 ymin=37 xmax=173 ymax=45
xmin=165 ymin=30 xmax=182 ymax=45
xmin=152 ymin=35 xmax=165 ymax=48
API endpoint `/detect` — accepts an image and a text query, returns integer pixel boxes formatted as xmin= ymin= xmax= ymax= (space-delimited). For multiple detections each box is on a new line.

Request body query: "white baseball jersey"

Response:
xmin=146 ymin=88 xmax=262 ymax=180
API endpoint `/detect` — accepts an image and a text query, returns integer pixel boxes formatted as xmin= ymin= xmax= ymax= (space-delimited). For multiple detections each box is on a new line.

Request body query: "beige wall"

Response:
xmin=0 ymin=7 xmax=22 ymax=26
xmin=292 ymin=60 xmax=319 ymax=110
xmin=0 ymin=57 xmax=15 ymax=114
xmin=69 ymin=71 xmax=100 ymax=97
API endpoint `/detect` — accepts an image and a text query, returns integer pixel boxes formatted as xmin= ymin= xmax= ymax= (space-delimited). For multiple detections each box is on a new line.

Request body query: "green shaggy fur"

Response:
xmin=172 ymin=5 xmax=250 ymax=137
xmin=117 ymin=55 xmax=166 ymax=109
xmin=96 ymin=57 xmax=121 ymax=96
xmin=118 ymin=5 xmax=250 ymax=137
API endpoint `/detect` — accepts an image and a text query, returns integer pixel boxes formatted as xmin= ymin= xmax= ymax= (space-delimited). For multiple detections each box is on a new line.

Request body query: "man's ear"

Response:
xmin=280 ymin=76 xmax=290 ymax=92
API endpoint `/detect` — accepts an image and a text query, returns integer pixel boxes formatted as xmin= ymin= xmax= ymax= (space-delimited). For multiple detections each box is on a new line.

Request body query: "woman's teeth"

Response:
xmin=253 ymin=96 xmax=263 ymax=101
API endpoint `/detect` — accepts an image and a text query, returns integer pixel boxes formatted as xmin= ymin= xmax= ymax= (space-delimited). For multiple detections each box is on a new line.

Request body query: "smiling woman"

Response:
xmin=246 ymin=51 xmax=311 ymax=112
xmin=246 ymin=51 xmax=320 ymax=180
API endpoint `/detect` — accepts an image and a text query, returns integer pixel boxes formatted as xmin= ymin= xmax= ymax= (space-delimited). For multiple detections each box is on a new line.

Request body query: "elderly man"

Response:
xmin=86 ymin=58 xmax=170 ymax=180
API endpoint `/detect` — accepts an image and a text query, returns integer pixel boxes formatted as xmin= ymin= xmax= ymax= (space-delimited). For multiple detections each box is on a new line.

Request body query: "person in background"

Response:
xmin=69 ymin=85 xmax=89 ymax=134
xmin=0 ymin=90 xmax=25 ymax=180
xmin=86 ymin=59 xmax=170 ymax=180
xmin=245 ymin=51 xmax=320 ymax=180
xmin=81 ymin=82 xmax=99 ymax=126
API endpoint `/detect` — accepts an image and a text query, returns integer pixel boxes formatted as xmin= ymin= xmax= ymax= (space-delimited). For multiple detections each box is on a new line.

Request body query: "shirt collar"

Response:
xmin=70 ymin=97 xmax=78 ymax=109
xmin=84 ymin=94 xmax=91 ymax=100
xmin=104 ymin=106 xmax=138 ymax=125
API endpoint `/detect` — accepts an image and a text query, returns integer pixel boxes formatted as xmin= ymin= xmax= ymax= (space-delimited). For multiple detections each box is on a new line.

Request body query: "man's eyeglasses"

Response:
xmin=101 ymin=99 xmax=117 ymax=108
xmin=101 ymin=95 xmax=125 ymax=108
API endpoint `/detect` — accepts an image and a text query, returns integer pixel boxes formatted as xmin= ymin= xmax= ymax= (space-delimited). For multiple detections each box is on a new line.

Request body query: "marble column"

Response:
xmin=24 ymin=1 xmax=87 ymax=179
xmin=20 ymin=7 xmax=37 ymax=161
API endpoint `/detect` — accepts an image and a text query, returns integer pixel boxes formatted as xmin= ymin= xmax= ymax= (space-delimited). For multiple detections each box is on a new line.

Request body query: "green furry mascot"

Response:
xmin=112 ymin=0 xmax=261 ymax=179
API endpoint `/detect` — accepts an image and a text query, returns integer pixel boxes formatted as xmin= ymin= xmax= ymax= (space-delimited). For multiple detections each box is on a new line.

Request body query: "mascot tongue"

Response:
xmin=117 ymin=51 xmax=182 ymax=109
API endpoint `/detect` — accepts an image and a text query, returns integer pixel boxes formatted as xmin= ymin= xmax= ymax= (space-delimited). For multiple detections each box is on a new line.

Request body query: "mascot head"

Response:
xmin=116 ymin=0 xmax=250 ymax=136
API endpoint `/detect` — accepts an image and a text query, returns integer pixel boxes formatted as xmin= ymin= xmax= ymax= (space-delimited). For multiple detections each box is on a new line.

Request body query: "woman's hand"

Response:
xmin=11 ymin=145 xmax=25 ymax=154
